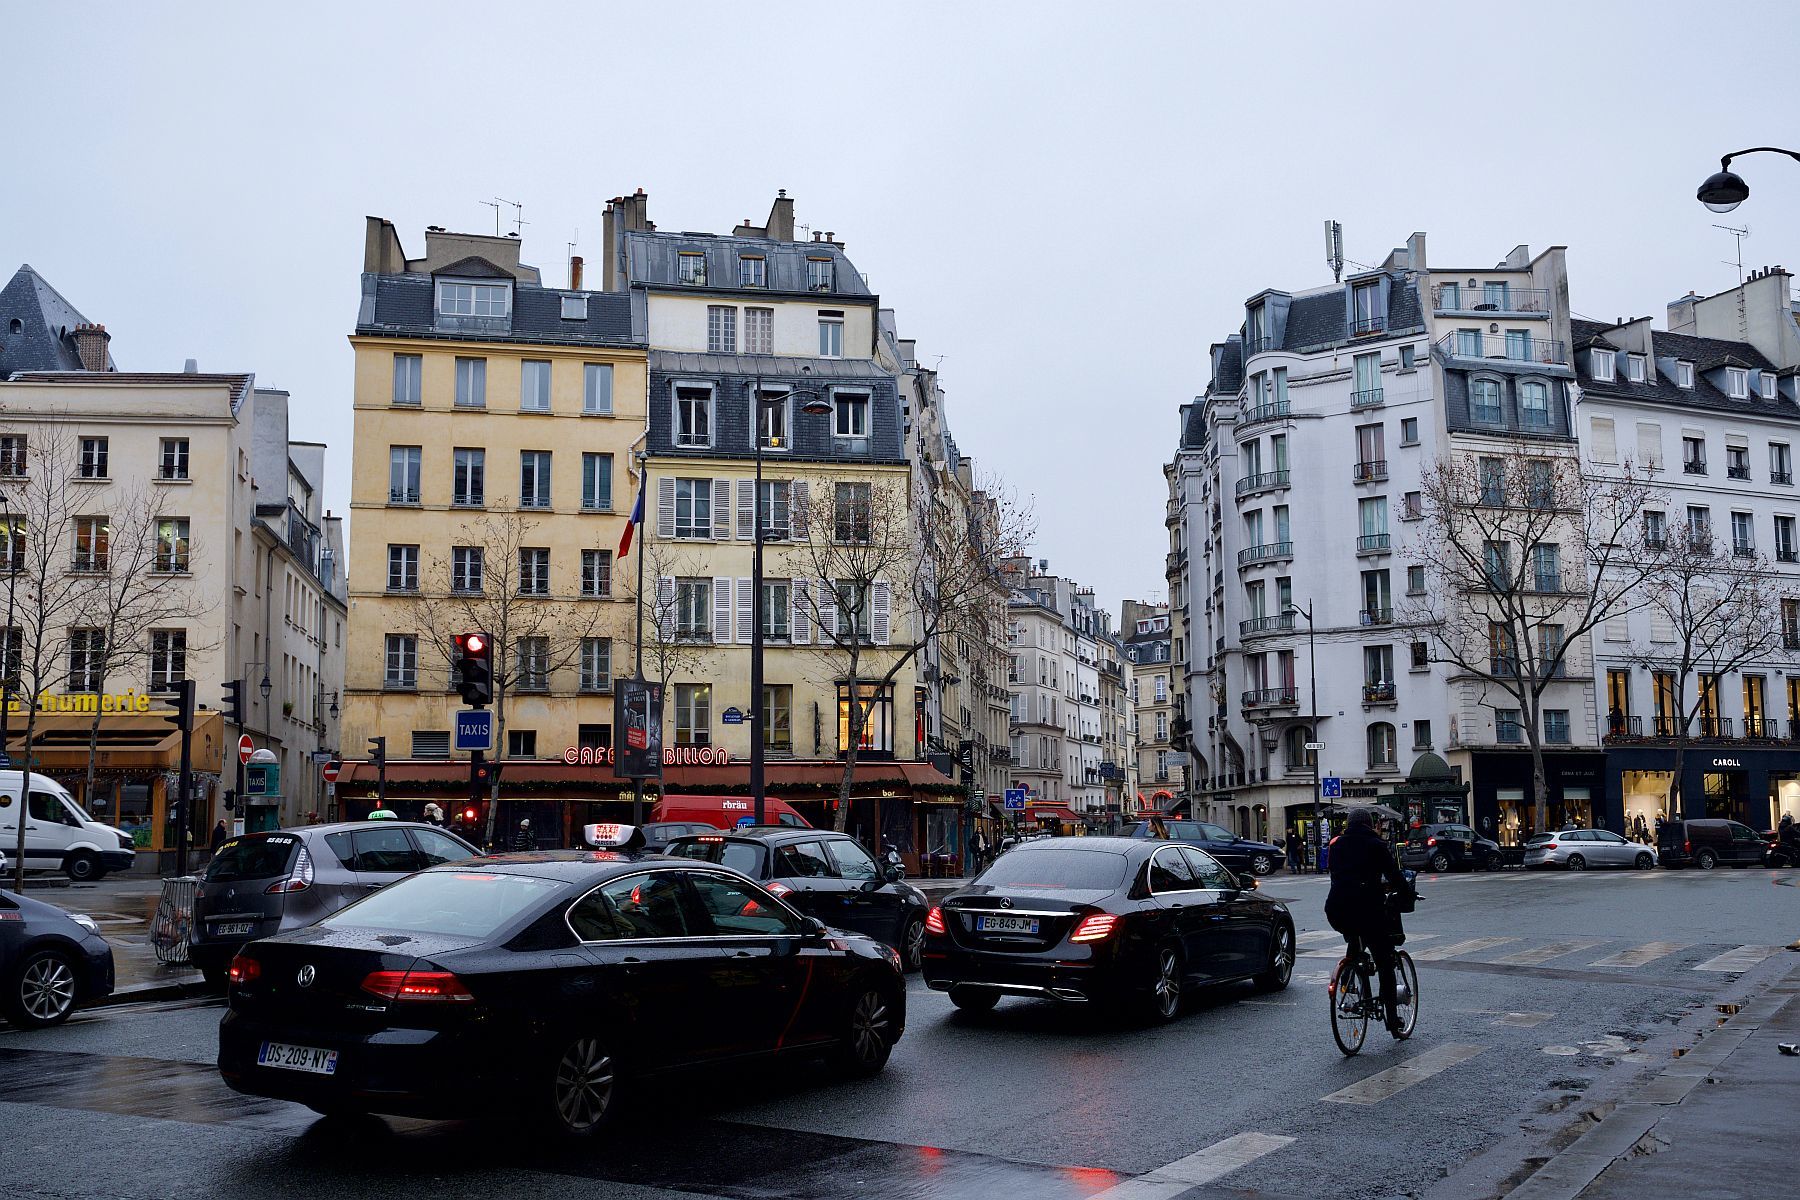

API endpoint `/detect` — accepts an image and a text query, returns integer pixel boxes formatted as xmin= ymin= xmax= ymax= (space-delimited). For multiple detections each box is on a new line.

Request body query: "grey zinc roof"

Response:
xmin=1212 ymin=339 xmax=1243 ymax=394
xmin=356 ymin=274 xmax=639 ymax=347
xmin=11 ymin=370 xmax=255 ymax=413
xmin=624 ymin=230 xmax=873 ymax=298
xmin=1280 ymin=280 xmax=1424 ymax=354
xmin=0 ymin=265 xmax=115 ymax=375
xmin=651 ymin=351 xmax=891 ymax=379
xmin=1571 ymin=318 xmax=1795 ymax=420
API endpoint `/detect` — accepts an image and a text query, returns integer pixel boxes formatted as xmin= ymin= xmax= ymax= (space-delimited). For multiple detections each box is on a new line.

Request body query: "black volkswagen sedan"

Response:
xmin=665 ymin=828 xmax=931 ymax=970
xmin=922 ymin=837 xmax=1294 ymax=1023
xmin=218 ymin=825 xmax=905 ymax=1137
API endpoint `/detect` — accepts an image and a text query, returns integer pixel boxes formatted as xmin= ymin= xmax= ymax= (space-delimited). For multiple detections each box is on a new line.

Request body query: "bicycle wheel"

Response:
xmin=1390 ymin=951 xmax=1419 ymax=1040
xmin=1329 ymin=956 xmax=1368 ymax=1056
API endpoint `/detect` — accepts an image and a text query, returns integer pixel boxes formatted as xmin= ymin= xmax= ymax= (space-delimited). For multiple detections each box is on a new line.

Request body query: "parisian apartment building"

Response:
xmin=0 ymin=265 xmax=346 ymax=865
xmin=1122 ymin=599 xmax=1179 ymax=815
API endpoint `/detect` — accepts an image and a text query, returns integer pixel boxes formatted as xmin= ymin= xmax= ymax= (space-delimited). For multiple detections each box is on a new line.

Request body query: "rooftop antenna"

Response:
xmin=1714 ymin=222 xmax=1749 ymax=285
xmin=1324 ymin=220 xmax=1345 ymax=283
xmin=494 ymin=197 xmax=528 ymax=237
xmin=479 ymin=199 xmax=502 ymax=235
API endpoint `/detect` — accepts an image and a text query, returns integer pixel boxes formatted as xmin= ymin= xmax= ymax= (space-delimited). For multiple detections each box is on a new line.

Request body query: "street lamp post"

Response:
xmin=0 ymin=492 xmax=17 ymax=774
xmin=1696 ymin=146 xmax=1800 ymax=212
xmin=1287 ymin=600 xmax=1323 ymax=873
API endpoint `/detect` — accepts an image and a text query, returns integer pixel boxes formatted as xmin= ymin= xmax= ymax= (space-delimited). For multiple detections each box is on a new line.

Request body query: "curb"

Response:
xmin=90 ymin=976 xmax=210 ymax=1008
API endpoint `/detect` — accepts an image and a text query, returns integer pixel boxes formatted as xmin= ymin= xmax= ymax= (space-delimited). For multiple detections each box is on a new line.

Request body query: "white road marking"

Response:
xmin=1692 ymin=945 xmax=1783 ymax=972
xmin=1088 ymin=1132 xmax=1297 ymax=1198
xmin=1409 ymin=936 xmax=1517 ymax=961
xmin=1321 ymin=1043 xmax=1485 ymax=1105
xmin=1491 ymin=939 xmax=1604 ymax=966
xmin=1296 ymin=930 xmax=1341 ymax=945
xmin=1588 ymin=940 xmax=1687 ymax=967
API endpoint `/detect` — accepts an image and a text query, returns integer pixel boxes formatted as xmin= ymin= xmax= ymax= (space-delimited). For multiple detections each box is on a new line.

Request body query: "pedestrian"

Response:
xmin=1286 ymin=826 xmax=1303 ymax=871
xmin=209 ymin=819 xmax=228 ymax=854
xmin=970 ymin=828 xmax=987 ymax=873
xmin=423 ymin=802 xmax=444 ymax=827
xmin=511 ymin=817 xmax=535 ymax=852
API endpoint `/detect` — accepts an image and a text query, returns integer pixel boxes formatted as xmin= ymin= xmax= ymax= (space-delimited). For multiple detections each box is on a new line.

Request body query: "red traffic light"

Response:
xmin=463 ymin=633 xmax=486 ymax=655
xmin=462 ymin=808 xmax=478 ymax=823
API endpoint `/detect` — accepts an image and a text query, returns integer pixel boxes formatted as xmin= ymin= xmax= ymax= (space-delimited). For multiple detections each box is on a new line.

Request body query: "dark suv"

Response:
xmin=665 ymin=828 xmax=931 ymax=970
xmin=189 ymin=821 xmax=481 ymax=986
xmin=1658 ymin=818 xmax=1766 ymax=869
xmin=1400 ymin=823 xmax=1504 ymax=872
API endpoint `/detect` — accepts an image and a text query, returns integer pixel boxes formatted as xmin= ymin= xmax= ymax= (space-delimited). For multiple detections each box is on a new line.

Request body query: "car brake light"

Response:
xmin=359 ymin=969 xmax=475 ymax=1003
xmin=764 ymin=881 xmax=794 ymax=898
xmin=1426 ymin=836 xmax=1437 ymax=847
xmin=265 ymin=844 xmax=314 ymax=893
xmin=925 ymin=906 xmax=946 ymax=935
xmin=1069 ymin=913 xmax=1120 ymax=943
xmin=228 ymin=954 xmax=261 ymax=985
xmin=1684 ymin=839 xmax=1691 ymax=854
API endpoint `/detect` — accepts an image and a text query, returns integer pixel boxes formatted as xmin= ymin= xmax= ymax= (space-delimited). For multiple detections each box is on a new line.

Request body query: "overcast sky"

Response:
xmin=6 ymin=1 xmax=1798 ymax=619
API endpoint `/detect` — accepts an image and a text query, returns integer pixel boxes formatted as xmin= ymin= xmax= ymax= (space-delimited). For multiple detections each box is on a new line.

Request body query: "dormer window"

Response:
xmin=1726 ymin=367 xmax=1749 ymax=399
xmin=1676 ymin=360 xmax=1695 ymax=389
xmin=739 ymin=256 xmax=766 ymax=288
xmin=1761 ymin=373 xmax=1778 ymax=400
xmin=807 ymin=257 xmax=834 ymax=293
xmin=437 ymin=281 xmax=509 ymax=318
xmin=561 ymin=294 xmax=588 ymax=320
xmin=1627 ymin=353 xmax=1646 ymax=382
xmin=678 ymin=253 xmax=707 ymax=285
xmin=1352 ymin=282 xmax=1384 ymax=335
xmin=1590 ymin=349 xmax=1615 ymax=382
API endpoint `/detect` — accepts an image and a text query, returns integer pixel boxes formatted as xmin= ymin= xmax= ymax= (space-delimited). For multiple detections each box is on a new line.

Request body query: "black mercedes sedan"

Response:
xmin=921 ymin=836 xmax=1294 ymax=1023
xmin=218 ymin=825 xmax=906 ymax=1137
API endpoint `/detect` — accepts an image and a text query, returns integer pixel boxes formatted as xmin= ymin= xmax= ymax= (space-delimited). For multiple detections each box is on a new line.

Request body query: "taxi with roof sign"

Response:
xmin=217 ymin=823 xmax=906 ymax=1137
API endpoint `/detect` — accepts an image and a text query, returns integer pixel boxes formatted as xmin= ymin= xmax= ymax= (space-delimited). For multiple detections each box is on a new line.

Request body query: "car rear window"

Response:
xmin=666 ymin=839 xmax=763 ymax=876
xmin=322 ymin=870 xmax=568 ymax=938
xmin=978 ymin=848 xmax=1128 ymax=890
xmin=206 ymin=835 xmax=300 ymax=882
xmin=1526 ymin=834 xmax=1555 ymax=845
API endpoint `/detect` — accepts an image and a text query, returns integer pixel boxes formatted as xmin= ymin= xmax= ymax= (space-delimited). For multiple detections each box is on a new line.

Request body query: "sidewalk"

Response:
xmin=1505 ymin=957 xmax=1800 ymax=1199
xmin=26 ymin=875 xmax=206 ymax=1004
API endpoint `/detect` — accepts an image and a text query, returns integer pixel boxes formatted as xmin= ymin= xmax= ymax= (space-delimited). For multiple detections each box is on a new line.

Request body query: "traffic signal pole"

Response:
xmin=173 ymin=679 xmax=196 ymax=876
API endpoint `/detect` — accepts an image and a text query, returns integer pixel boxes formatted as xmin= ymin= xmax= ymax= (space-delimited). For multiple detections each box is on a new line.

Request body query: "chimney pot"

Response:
xmin=569 ymin=255 xmax=584 ymax=290
xmin=183 ymin=358 xmax=198 ymax=373
xmin=635 ymin=188 xmax=645 ymax=196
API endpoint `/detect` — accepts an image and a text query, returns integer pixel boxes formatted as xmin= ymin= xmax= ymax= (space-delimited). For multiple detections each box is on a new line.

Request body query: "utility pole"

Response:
xmin=368 ymin=736 xmax=387 ymax=811
xmin=632 ymin=451 xmax=648 ymax=828
xmin=172 ymin=679 xmax=196 ymax=877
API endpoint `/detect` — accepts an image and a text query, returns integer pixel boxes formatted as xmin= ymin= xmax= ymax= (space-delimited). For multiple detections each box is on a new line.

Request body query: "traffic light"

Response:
xmin=159 ymin=679 xmax=197 ymax=732
xmin=221 ymin=679 xmax=244 ymax=726
xmin=367 ymin=736 xmax=387 ymax=768
xmin=471 ymin=753 xmax=501 ymax=789
xmin=454 ymin=632 xmax=493 ymax=707
xmin=461 ymin=807 xmax=479 ymax=824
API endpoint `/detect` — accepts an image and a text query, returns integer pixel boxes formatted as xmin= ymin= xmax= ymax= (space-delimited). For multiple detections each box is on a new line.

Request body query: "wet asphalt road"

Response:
xmin=3 ymin=867 xmax=1796 ymax=1200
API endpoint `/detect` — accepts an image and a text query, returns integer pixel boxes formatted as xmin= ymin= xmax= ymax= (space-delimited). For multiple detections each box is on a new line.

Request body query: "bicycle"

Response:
xmin=1328 ymin=883 xmax=1421 ymax=1056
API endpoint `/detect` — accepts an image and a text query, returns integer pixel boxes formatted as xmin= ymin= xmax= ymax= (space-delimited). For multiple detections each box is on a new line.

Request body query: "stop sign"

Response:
xmin=238 ymin=734 xmax=254 ymax=765
xmin=321 ymin=760 xmax=341 ymax=784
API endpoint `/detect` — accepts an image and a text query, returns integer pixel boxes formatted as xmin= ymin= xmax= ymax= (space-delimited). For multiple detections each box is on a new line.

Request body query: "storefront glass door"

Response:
xmin=1703 ymin=771 xmax=1749 ymax=823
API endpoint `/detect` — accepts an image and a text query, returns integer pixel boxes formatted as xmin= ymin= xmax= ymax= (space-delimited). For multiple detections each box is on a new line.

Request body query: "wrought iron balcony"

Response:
xmin=1237 ymin=399 xmax=1291 ymax=429
xmin=1242 ymin=687 xmax=1300 ymax=709
xmin=1431 ymin=285 xmax=1551 ymax=314
xmin=1434 ymin=332 xmax=1569 ymax=366
xmin=1363 ymin=681 xmax=1397 ymax=703
xmin=1356 ymin=533 xmax=1391 ymax=553
xmin=1728 ymin=464 xmax=1752 ymax=480
xmin=1240 ymin=613 xmax=1295 ymax=638
xmin=1775 ymin=469 xmax=1794 ymax=485
xmin=1779 ymin=548 xmax=1798 ymax=563
xmin=1745 ymin=717 xmax=1781 ymax=739
xmin=1350 ymin=388 xmax=1385 ymax=410
xmin=1353 ymin=459 xmax=1388 ymax=482
xmin=1237 ymin=541 xmax=1293 ymax=567
xmin=1353 ymin=314 xmax=1386 ymax=336
xmin=388 ymin=487 xmax=421 ymax=504
xmin=1243 ymin=335 xmax=1280 ymax=357
xmin=1236 ymin=470 xmax=1290 ymax=498
xmin=1734 ymin=544 xmax=1756 ymax=558
xmin=1359 ymin=607 xmax=1393 ymax=626
xmin=1683 ymin=460 xmax=1707 ymax=476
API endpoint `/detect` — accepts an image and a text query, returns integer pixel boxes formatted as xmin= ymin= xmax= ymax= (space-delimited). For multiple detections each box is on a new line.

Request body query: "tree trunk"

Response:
xmin=834 ymin=691 xmax=859 ymax=835
xmin=482 ymin=682 xmax=508 ymax=850
xmin=13 ymin=704 xmax=39 ymax=891
xmin=1526 ymin=727 xmax=1549 ymax=835
xmin=1665 ymin=739 xmax=1687 ymax=821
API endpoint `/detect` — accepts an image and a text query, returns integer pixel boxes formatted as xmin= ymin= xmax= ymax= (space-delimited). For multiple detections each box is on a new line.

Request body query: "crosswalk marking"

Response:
xmin=1321 ymin=1043 xmax=1485 ymax=1105
xmin=1410 ymin=936 xmax=1517 ymax=961
xmin=1087 ymin=1132 xmax=1295 ymax=1199
xmin=1692 ymin=945 xmax=1782 ymax=972
xmin=1588 ymin=940 xmax=1687 ymax=967
xmin=1296 ymin=929 xmax=1341 ymax=945
xmin=1491 ymin=938 xmax=1604 ymax=966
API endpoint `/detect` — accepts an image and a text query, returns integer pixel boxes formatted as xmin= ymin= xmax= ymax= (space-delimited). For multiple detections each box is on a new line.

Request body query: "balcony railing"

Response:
xmin=1238 ymin=541 xmax=1293 ymax=567
xmin=1363 ymin=682 xmax=1397 ymax=703
xmin=1240 ymin=613 xmax=1295 ymax=637
xmin=1645 ymin=535 xmax=1669 ymax=551
xmin=1683 ymin=460 xmax=1707 ymax=476
xmin=1606 ymin=715 xmax=1642 ymax=739
xmin=1775 ymin=469 xmax=1794 ymax=485
xmin=1350 ymin=388 xmax=1385 ymax=410
xmin=1238 ymin=399 xmax=1291 ymax=429
xmin=1779 ymin=548 xmax=1798 ymax=563
xmin=1356 ymin=533 xmax=1391 ymax=553
xmin=1352 ymin=315 xmax=1386 ymax=336
xmin=1698 ymin=716 xmax=1735 ymax=738
xmin=1243 ymin=335 xmax=1280 ymax=356
xmin=1728 ymin=464 xmax=1752 ymax=480
xmin=1359 ymin=607 xmax=1393 ymax=626
xmin=1734 ymin=544 xmax=1756 ymax=558
xmin=1235 ymin=470 xmax=1291 ymax=497
xmin=1432 ymin=285 xmax=1551 ymax=314
xmin=1532 ymin=574 xmax=1563 ymax=594
xmin=388 ymin=487 xmax=421 ymax=504
xmin=1242 ymin=687 xmax=1299 ymax=709
xmin=1353 ymin=459 xmax=1388 ymax=482
xmin=1745 ymin=717 xmax=1780 ymax=739
xmin=1434 ymin=332 xmax=1569 ymax=366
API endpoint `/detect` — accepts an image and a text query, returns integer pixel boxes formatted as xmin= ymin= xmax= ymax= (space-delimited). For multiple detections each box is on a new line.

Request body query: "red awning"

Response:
xmin=333 ymin=758 xmax=960 ymax=800
xmin=1027 ymin=805 xmax=1083 ymax=822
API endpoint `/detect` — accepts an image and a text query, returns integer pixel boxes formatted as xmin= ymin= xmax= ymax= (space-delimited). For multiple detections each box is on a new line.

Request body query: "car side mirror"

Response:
xmin=1236 ymin=874 xmax=1258 ymax=892
xmin=804 ymin=917 xmax=829 ymax=939
xmin=883 ymin=863 xmax=905 ymax=884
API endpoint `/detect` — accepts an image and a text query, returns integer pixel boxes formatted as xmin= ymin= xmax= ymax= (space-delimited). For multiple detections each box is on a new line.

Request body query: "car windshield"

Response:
xmin=978 ymin=848 xmax=1128 ymax=890
xmin=666 ymin=839 xmax=763 ymax=876
xmin=206 ymin=835 xmax=300 ymax=882
xmin=322 ymin=870 xmax=569 ymax=938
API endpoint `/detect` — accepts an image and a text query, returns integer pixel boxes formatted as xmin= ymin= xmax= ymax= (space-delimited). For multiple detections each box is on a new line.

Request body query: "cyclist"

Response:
xmin=1325 ymin=808 xmax=1413 ymax=1035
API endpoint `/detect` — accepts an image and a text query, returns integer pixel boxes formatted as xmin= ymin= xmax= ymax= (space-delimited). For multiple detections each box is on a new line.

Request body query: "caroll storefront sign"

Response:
xmin=6 ymin=691 xmax=158 ymax=715
xmin=562 ymin=744 xmax=733 ymax=767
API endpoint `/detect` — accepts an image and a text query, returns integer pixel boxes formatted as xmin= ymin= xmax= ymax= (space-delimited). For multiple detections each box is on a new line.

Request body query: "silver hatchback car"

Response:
xmin=188 ymin=821 xmax=481 ymax=985
xmin=1522 ymin=829 xmax=1657 ymax=871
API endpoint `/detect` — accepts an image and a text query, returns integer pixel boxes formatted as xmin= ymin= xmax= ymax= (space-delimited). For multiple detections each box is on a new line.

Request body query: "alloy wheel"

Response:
xmin=1271 ymin=926 xmax=1293 ymax=985
xmin=1250 ymin=854 xmax=1274 ymax=876
xmin=1566 ymin=854 xmax=1587 ymax=872
xmin=1153 ymin=949 xmax=1181 ymax=1019
xmin=1429 ymin=853 xmax=1450 ymax=872
xmin=21 ymin=955 xmax=76 ymax=1024
xmin=1636 ymin=853 xmax=1655 ymax=870
xmin=552 ymin=1037 xmax=615 ymax=1135
xmin=848 ymin=989 xmax=892 ymax=1064
xmin=902 ymin=919 xmax=926 ymax=972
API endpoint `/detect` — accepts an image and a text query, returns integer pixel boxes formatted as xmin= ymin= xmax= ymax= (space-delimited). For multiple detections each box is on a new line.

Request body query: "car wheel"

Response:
xmin=1566 ymin=854 xmax=1587 ymax=872
xmin=1635 ymin=852 xmax=1656 ymax=871
xmin=949 ymin=985 xmax=999 ymax=1013
xmin=5 ymin=949 xmax=78 ymax=1029
xmin=1256 ymin=923 xmax=1294 ymax=992
xmin=1484 ymin=852 xmax=1504 ymax=872
xmin=543 ymin=1034 xmax=618 ymax=1138
xmin=63 ymin=851 xmax=99 ymax=883
xmin=833 ymin=982 xmax=898 ymax=1077
xmin=1696 ymin=849 xmax=1718 ymax=870
xmin=1248 ymin=853 xmax=1275 ymax=876
xmin=1428 ymin=852 xmax=1451 ymax=873
xmin=900 ymin=917 xmax=926 ymax=973
xmin=1140 ymin=945 xmax=1184 ymax=1024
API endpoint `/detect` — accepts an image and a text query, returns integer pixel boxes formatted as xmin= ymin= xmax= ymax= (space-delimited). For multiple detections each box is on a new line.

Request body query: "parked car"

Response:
xmin=0 ymin=771 xmax=135 ymax=882
xmin=650 ymin=794 xmax=811 ymax=831
xmin=189 ymin=822 xmax=481 ymax=987
xmin=922 ymin=836 xmax=1294 ymax=1022
xmin=1657 ymin=818 xmax=1768 ymax=869
xmin=0 ymin=888 xmax=114 ymax=1028
xmin=1522 ymin=829 xmax=1657 ymax=871
xmin=1401 ymin=824 xmax=1505 ymax=873
xmin=637 ymin=822 xmax=716 ymax=852
xmin=665 ymin=828 xmax=930 ymax=970
xmin=217 ymin=828 xmax=904 ymax=1136
xmin=1125 ymin=819 xmax=1284 ymax=876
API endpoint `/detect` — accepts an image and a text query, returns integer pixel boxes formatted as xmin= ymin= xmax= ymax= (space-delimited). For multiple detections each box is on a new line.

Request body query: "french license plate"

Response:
xmin=214 ymin=922 xmax=255 ymax=936
xmin=257 ymin=1041 xmax=339 ymax=1075
xmin=975 ymin=914 xmax=1039 ymax=934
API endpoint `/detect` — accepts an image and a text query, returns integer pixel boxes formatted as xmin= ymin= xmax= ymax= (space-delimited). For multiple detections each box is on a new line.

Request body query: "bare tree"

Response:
xmin=4 ymin=426 xmax=100 ymax=890
xmin=1622 ymin=527 xmax=1788 ymax=815
xmin=1402 ymin=441 xmax=1659 ymax=833
xmin=781 ymin=473 xmax=1031 ymax=832
xmin=636 ymin=538 xmax=714 ymax=694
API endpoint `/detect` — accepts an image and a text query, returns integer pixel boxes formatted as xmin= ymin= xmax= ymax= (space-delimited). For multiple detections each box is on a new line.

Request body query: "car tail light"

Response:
xmin=265 ymin=844 xmax=314 ymax=894
xmin=1544 ymin=842 xmax=1557 ymax=850
xmin=228 ymin=954 xmax=261 ymax=985
xmin=1426 ymin=836 xmax=1437 ymax=847
xmin=925 ymin=906 xmax=946 ymax=935
xmin=1069 ymin=913 xmax=1120 ymax=943
xmin=359 ymin=969 xmax=475 ymax=1003
xmin=764 ymin=881 xmax=795 ymax=898
xmin=1684 ymin=839 xmax=1691 ymax=855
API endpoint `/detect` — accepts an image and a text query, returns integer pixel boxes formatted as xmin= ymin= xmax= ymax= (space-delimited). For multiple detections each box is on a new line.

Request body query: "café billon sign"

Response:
xmin=562 ymin=744 xmax=733 ymax=767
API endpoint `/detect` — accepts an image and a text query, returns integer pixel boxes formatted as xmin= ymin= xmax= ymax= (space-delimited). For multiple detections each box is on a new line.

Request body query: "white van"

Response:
xmin=0 ymin=771 xmax=136 ymax=881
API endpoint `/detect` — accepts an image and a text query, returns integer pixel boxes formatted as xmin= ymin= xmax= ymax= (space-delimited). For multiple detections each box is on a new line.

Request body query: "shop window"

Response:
xmin=837 ymin=681 xmax=894 ymax=757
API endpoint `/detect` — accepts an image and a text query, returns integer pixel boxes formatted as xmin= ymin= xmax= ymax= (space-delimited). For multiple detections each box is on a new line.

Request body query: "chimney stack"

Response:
xmin=72 ymin=323 xmax=110 ymax=372
xmin=767 ymin=189 xmax=795 ymax=241
xmin=569 ymin=255 xmax=584 ymax=290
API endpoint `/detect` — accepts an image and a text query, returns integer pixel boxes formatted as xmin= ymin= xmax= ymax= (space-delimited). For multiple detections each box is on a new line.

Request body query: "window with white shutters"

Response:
xmin=790 ymin=580 xmax=811 ymax=644
xmin=736 ymin=577 xmax=754 ymax=643
xmin=736 ymin=479 xmax=756 ymax=540
xmin=712 ymin=576 xmax=732 ymax=645
xmin=1636 ymin=422 xmax=1662 ymax=470
xmin=871 ymin=579 xmax=891 ymax=646
xmin=1589 ymin=416 xmax=1616 ymax=463
xmin=711 ymin=479 xmax=732 ymax=540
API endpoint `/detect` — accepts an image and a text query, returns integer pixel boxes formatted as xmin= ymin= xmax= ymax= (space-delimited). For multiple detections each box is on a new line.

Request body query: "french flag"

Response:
xmin=618 ymin=478 xmax=646 ymax=558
